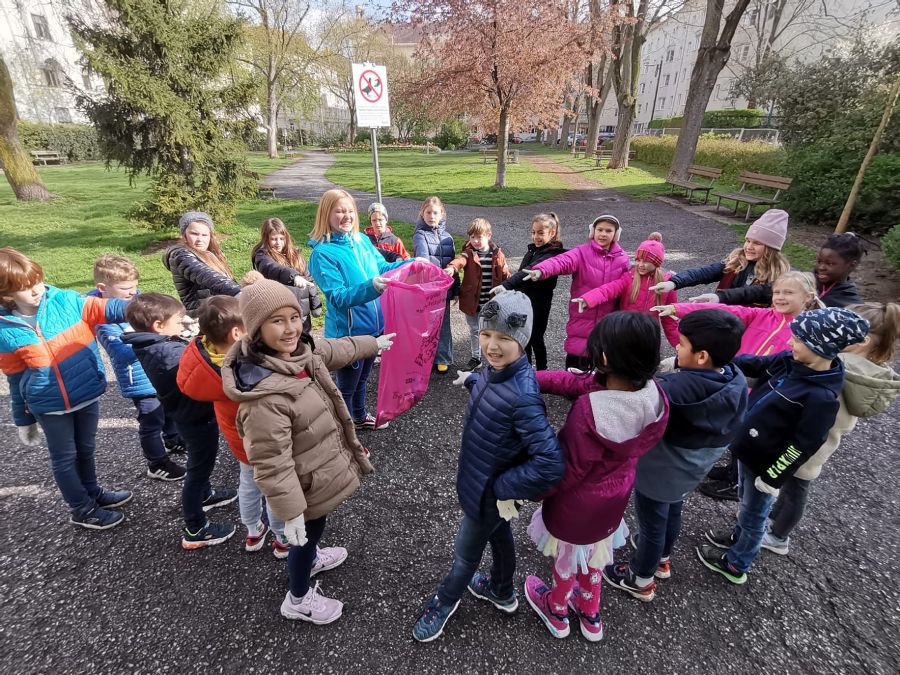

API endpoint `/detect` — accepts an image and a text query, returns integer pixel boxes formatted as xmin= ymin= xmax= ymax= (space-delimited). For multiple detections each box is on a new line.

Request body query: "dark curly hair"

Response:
xmin=821 ymin=232 xmax=866 ymax=264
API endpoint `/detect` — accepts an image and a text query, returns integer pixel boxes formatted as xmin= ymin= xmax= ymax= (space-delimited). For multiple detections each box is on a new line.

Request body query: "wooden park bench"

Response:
xmin=666 ymin=164 xmax=723 ymax=204
xmin=30 ymin=150 xmax=65 ymax=165
xmin=594 ymin=149 xmax=635 ymax=167
xmin=257 ymin=184 xmax=276 ymax=200
xmin=712 ymin=171 xmax=792 ymax=221
xmin=481 ymin=148 xmax=519 ymax=164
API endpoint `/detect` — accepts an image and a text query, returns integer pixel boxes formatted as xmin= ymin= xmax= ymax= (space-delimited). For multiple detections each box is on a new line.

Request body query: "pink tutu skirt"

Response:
xmin=527 ymin=506 xmax=618 ymax=577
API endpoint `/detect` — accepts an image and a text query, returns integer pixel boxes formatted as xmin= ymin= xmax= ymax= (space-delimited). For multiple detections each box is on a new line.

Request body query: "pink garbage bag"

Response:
xmin=375 ymin=261 xmax=454 ymax=427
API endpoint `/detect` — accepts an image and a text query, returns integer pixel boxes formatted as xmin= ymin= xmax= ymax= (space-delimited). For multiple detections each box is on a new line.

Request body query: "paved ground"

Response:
xmin=2 ymin=153 xmax=899 ymax=674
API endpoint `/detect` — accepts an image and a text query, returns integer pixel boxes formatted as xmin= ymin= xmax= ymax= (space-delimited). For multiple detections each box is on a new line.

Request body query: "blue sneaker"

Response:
xmin=182 ymin=521 xmax=236 ymax=550
xmin=96 ymin=489 xmax=133 ymax=508
xmin=412 ymin=595 xmax=460 ymax=642
xmin=467 ymin=573 xmax=518 ymax=613
xmin=69 ymin=506 xmax=124 ymax=530
xmin=202 ymin=487 xmax=237 ymax=512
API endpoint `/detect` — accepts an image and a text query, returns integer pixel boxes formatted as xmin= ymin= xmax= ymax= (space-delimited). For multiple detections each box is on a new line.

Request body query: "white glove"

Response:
xmin=649 ymin=280 xmax=676 ymax=293
xmin=566 ymin=367 xmax=587 ymax=375
xmin=754 ymin=476 xmax=780 ymax=497
xmin=452 ymin=370 xmax=472 ymax=386
xmin=372 ymin=276 xmax=389 ymax=293
xmin=376 ymin=332 xmax=396 ymax=351
xmin=442 ymin=267 xmax=455 ymax=276
xmin=489 ymin=285 xmax=507 ymax=296
xmin=293 ymin=275 xmax=310 ymax=288
xmin=651 ymin=305 xmax=677 ymax=318
xmin=571 ymin=298 xmax=587 ymax=314
xmin=688 ymin=293 xmax=719 ymax=303
xmin=497 ymin=499 xmax=523 ymax=521
xmin=284 ymin=514 xmax=307 ymax=546
xmin=523 ymin=269 xmax=543 ymax=282
xmin=658 ymin=356 xmax=677 ymax=373
xmin=17 ymin=424 xmax=42 ymax=446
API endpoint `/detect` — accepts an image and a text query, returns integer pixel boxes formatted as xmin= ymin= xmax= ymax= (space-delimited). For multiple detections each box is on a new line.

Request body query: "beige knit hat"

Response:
xmin=238 ymin=279 xmax=302 ymax=338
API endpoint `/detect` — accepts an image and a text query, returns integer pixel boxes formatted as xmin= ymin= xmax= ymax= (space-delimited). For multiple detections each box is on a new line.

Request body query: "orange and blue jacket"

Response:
xmin=0 ymin=285 xmax=127 ymax=425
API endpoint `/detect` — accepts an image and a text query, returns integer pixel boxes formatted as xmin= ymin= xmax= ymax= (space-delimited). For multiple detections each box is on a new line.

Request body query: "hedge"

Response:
xmin=648 ymin=109 xmax=764 ymax=130
xmin=17 ymin=121 xmax=100 ymax=161
xmin=631 ymin=135 xmax=785 ymax=180
xmin=884 ymin=222 xmax=900 ymax=272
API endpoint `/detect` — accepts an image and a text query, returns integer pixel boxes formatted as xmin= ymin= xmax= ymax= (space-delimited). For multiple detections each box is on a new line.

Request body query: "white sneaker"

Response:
xmin=761 ymin=531 xmax=790 ymax=555
xmin=280 ymin=583 xmax=343 ymax=624
xmin=311 ymin=546 xmax=348 ymax=577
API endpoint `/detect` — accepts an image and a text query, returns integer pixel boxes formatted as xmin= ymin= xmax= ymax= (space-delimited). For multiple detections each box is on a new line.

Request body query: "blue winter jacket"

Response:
xmin=413 ymin=217 xmax=458 ymax=297
xmin=308 ymin=232 xmax=407 ymax=339
xmin=457 ymin=355 xmax=565 ymax=519
xmin=87 ymin=289 xmax=155 ymax=399
xmin=0 ymin=285 xmax=126 ymax=425
xmin=635 ymin=364 xmax=749 ymax=502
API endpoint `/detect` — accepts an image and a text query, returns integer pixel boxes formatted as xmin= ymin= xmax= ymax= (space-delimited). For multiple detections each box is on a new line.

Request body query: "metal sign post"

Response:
xmin=352 ymin=63 xmax=391 ymax=203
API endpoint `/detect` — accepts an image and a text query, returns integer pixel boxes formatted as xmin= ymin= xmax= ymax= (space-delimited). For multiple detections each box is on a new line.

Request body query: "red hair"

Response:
xmin=0 ymin=247 xmax=44 ymax=310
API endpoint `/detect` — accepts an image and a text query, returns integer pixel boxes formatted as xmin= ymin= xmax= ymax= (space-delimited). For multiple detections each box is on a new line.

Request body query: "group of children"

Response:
xmin=1 ymin=193 xmax=899 ymax=642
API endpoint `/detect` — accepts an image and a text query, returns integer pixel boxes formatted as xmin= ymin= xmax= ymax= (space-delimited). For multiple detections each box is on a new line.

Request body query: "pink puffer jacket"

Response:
xmin=673 ymin=302 xmax=794 ymax=357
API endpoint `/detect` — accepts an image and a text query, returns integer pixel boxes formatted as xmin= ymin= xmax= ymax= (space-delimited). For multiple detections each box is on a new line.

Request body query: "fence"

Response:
xmin=637 ymin=127 xmax=780 ymax=144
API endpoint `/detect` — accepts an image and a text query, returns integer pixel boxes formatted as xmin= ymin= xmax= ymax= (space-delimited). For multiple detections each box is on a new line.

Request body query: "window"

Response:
xmin=54 ymin=107 xmax=72 ymax=123
xmin=660 ymin=97 xmax=666 ymax=109
xmin=81 ymin=68 xmax=92 ymax=90
xmin=673 ymin=72 xmax=678 ymax=84
xmin=747 ymin=8 xmax=759 ymax=24
xmin=32 ymin=14 xmax=51 ymax=40
xmin=664 ymin=74 xmax=670 ymax=86
xmin=666 ymin=48 xmax=675 ymax=62
xmin=714 ymin=84 xmax=720 ymax=99
xmin=42 ymin=68 xmax=62 ymax=87
xmin=737 ymin=44 xmax=750 ymax=62
xmin=640 ymin=83 xmax=645 ymax=94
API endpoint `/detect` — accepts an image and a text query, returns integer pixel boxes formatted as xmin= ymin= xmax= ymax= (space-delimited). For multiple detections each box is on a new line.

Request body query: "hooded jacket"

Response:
xmin=456 ymin=355 xmax=565 ymax=520
xmin=716 ymin=278 xmax=863 ymax=309
xmin=635 ymin=365 xmax=748 ymax=502
xmin=413 ymin=218 xmax=458 ymax=298
xmin=251 ymin=247 xmax=323 ymax=324
xmin=365 ymin=225 xmax=409 ymax=259
xmin=502 ymin=240 xmax=566 ymax=311
xmin=446 ymin=242 xmax=510 ymax=316
xmin=163 ymin=244 xmax=240 ymax=313
xmin=535 ymin=371 xmax=670 ymax=545
xmin=672 ymin=302 xmax=794 ymax=357
xmin=581 ymin=268 xmax=680 ymax=347
xmin=221 ymin=335 xmax=377 ymax=522
xmin=308 ymin=232 xmax=407 ymax=339
xmin=0 ymin=286 xmax=126 ymax=424
xmin=795 ymin=352 xmax=900 ymax=481
xmin=531 ymin=240 xmax=629 ymax=356
xmin=731 ymin=352 xmax=845 ymax=488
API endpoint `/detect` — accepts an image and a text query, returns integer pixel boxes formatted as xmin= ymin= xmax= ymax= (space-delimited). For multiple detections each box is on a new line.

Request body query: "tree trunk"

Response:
xmin=607 ymin=98 xmax=636 ymax=168
xmin=560 ymin=101 xmax=574 ymax=151
xmin=495 ymin=105 xmax=510 ymax=187
xmin=0 ymin=56 xmax=52 ymax=201
xmin=570 ymin=94 xmax=582 ymax=156
xmin=586 ymin=66 xmax=614 ymax=154
xmin=266 ymin=81 xmax=279 ymax=158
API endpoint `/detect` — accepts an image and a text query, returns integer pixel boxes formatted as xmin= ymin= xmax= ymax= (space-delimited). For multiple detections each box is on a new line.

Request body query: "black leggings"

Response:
xmin=525 ymin=301 xmax=552 ymax=370
xmin=288 ymin=515 xmax=328 ymax=597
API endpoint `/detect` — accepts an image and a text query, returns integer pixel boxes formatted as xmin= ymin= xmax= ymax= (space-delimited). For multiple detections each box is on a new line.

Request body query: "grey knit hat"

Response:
xmin=368 ymin=202 xmax=388 ymax=220
xmin=478 ymin=291 xmax=533 ymax=350
xmin=790 ymin=307 xmax=869 ymax=360
xmin=178 ymin=211 xmax=214 ymax=235
xmin=238 ymin=279 xmax=302 ymax=339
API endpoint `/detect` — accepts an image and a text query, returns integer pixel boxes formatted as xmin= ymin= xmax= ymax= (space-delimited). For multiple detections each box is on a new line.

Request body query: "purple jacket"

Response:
xmin=536 ymin=370 xmax=670 ymax=545
xmin=533 ymin=240 xmax=628 ymax=356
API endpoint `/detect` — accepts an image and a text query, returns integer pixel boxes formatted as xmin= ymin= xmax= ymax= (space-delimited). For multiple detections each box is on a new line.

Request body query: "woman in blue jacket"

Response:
xmin=308 ymin=189 xmax=409 ymax=429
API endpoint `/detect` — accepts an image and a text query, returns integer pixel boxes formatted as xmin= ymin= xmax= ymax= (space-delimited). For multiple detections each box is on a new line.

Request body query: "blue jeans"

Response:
xmin=334 ymin=356 xmax=375 ymax=422
xmin=133 ymin=396 xmax=178 ymax=465
xmin=238 ymin=463 xmax=284 ymax=536
xmin=464 ymin=313 xmax=480 ymax=358
xmin=437 ymin=501 xmax=516 ymax=605
xmin=177 ymin=418 xmax=219 ymax=531
xmin=288 ymin=515 xmax=328 ymax=597
xmin=436 ymin=298 xmax=453 ymax=366
xmin=35 ymin=401 xmax=102 ymax=516
xmin=630 ymin=491 xmax=684 ymax=579
xmin=727 ymin=461 xmax=776 ymax=573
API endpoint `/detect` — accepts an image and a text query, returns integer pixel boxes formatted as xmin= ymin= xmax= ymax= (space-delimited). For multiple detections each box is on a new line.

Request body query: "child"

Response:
xmin=164 ymin=211 xmax=240 ymax=313
xmin=603 ymin=309 xmax=748 ymax=602
xmin=91 ymin=254 xmax=186 ymax=482
xmin=492 ymin=212 xmax=566 ymax=370
xmin=412 ymin=292 xmax=565 ymax=642
xmin=525 ymin=312 xmax=669 ymax=642
xmin=697 ymin=308 xmax=870 ymax=584
xmin=0 ymin=247 xmax=133 ymax=529
xmin=221 ymin=280 xmax=391 ymax=623
xmin=651 ymin=209 xmax=791 ymax=306
xmin=365 ymin=203 xmax=409 ymax=261
xmin=763 ymin=302 xmax=900 ymax=555
xmin=251 ymin=217 xmax=323 ymax=325
xmin=445 ymin=218 xmax=510 ymax=371
xmin=523 ymin=215 xmax=628 ymax=371
xmin=176 ymin=296 xmax=288 ymax=557
xmin=572 ymin=232 xmax=680 ymax=348
xmin=121 ymin=293 xmax=237 ymax=549
xmin=413 ymin=196 xmax=456 ymax=373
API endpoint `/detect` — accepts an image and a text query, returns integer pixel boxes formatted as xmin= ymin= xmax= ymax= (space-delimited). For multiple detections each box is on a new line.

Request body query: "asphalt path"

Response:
xmin=1 ymin=154 xmax=898 ymax=674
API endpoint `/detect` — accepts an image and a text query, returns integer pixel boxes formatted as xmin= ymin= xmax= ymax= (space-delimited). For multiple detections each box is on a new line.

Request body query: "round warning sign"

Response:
xmin=358 ymin=69 xmax=383 ymax=103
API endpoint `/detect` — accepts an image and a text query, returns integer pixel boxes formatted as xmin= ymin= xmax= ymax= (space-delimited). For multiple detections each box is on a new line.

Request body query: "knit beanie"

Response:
xmin=238 ymin=279 xmax=302 ymax=339
xmin=746 ymin=209 xmax=789 ymax=251
xmin=636 ymin=232 xmax=665 ymax=267
xmin=368 ymin=202 xmax=388 ymax=220
xmin=790 ymin=307 xmax=869 ymax=360
xmin=178 ymin=211 xmax=214 ymax=235
xmin=478 ymin=291 xmax=533 ymax=351
xmin=590 ymin=215 xmax=621 ymax=241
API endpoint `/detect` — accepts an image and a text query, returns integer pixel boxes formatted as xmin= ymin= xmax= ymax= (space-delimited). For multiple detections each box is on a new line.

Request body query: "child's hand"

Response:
xmin=489 ymin=285 xmax=507 ymax=296
xmin=376 ymin=332 xmax=396 ymax=352
xmin=17 ymin=424 xmax=42 ymax=447
xmin=649 ymin=280 xmax=676 ymax=293
xmin=754 ymin=476 xmax=780 ymax=497
xmin=284 ymin=514 xmax=307 ymax=546
xmin=651 ymin=305 xmax=676 ymax=318
xmin=571 ymin=298 xmax=587 ymax=314
xmin=442 ymin=267 xmax=454 ymax=276
xmin=497 ymin=499 xmax=523 ymax=521
xmin=688 ymin=293 xmax=719 ymax=303
xmin=452 ymin=370 xmax=472 ymax=386
xmin=372 ymin=276 xmax=389 ymax=293
xmin=293 ymin=275 xmax=311 ymax=288
xmin=523 ymin=269 xmax=542 ymax=282
xmin=566 ymin=366 xmax=587 ymax=375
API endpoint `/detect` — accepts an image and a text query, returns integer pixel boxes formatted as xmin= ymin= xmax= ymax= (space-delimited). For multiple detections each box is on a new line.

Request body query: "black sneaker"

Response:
xmin=696 ymin=544 xmax=747 ymax=584
xmin=467 ymin=572 xmax=518 ymax=613
xmin=147 ymin=459 xmax=186 ymax=482
xmin=464 ymin=357 xmax=482 ymax=371
xmin=202 ymin=487 xmax=238 ymax=512
xmin=706 ymin=465 xmax=733 ymax=482
xmin=181 ymin=521 xmax=236 ymax=550
xmin=164 ymin=437 xmax=187 ymax=455
xmin=602 ymin=563 xmax=656 ymax=602
xmin=70 ymin=506 xmax=124 ymax=530
xmin=699 ymin=479 xmax=739 ymax=501
xmin=96 ymin=489 xmax=133 ymax=508
xmin=705 ymin=528 xmax=737 ymax=550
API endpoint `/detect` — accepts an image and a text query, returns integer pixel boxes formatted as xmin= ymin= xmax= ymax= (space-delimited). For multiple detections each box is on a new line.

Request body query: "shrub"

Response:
xmin=703 ymin=108 xmax=764 ymax=128
xmin=883 ymin=222 xmax=900 ymax=272
xmin=649 ymin=116 xmax=683 ymax=129
xmin=631 ymin=135 xmax=785 ymax=180
xmin=17 ymin=121 xmax=101 ymax=161
xmin=377 ymin=128 xmax=395 ymax=145
xmin=433 ymin=119 xmax=468 ymax=150
xmin=245 ymin=130 xmax=268 ymax=151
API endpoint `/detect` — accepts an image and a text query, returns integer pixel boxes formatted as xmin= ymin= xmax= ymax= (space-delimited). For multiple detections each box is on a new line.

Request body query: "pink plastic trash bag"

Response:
xmin=375 ymin=261 xmax=454 ymax=426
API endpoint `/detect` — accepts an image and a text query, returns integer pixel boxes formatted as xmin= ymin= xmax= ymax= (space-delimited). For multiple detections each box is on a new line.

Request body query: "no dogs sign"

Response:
xmin=352 ymin=63 xmax=391 ymax=128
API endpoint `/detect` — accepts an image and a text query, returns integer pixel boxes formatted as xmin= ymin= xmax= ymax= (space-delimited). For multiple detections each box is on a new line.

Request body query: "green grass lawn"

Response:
xmin=325 ymin=149 xmax=568 ymax=206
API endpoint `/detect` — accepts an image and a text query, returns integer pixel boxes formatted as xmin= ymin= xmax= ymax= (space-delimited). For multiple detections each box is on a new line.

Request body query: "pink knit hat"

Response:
xmin=746 ymin=209 xmax=789 ymax=251
xmin=636 ymin=232 xmax=665 ymax=267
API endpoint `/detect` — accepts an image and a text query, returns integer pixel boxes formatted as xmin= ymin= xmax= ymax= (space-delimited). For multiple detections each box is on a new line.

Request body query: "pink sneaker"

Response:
xmin=524 ymin=575 xmax=570 ymax=638
xmin=311 ymin=546 xmax=348 ymax=577
xmin=568 ymin=589 xmax=603 ymax=642
xmin=280 ymin=583 xmax=343 ymax=624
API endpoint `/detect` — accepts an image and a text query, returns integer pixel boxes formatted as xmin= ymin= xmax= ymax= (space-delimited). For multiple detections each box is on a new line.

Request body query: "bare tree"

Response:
xmin=585 ymin=53 xmax=615 ymax=154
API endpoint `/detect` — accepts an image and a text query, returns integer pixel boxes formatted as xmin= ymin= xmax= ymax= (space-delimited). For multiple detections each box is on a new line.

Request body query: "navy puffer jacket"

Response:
xmin=163 ymin=244 xmax=240 ymax=313
xmin=413 ymin=217 xmax=458 ymax=297
xmin=456 ymin=355 xmax=565 ymax=518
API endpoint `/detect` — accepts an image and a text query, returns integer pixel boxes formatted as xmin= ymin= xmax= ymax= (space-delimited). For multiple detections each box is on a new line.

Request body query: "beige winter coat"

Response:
xmin=221 ymin=335 xmax=377 ymax=522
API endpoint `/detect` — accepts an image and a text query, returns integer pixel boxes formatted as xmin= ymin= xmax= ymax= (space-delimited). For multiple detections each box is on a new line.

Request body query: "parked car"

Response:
xmin=510 ymin=134 xmax=522 ymax=144
xmin=566 ymin=133 xmax=586 ymax=147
